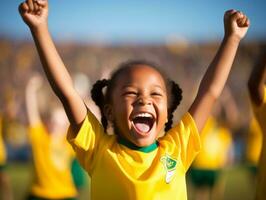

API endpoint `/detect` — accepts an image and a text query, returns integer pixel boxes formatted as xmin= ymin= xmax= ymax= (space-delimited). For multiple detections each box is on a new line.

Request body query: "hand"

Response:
xmin=19 ymin=0 xmax=48 ymax=30
xmin=224 ymin=9 xmax=250 ymax=41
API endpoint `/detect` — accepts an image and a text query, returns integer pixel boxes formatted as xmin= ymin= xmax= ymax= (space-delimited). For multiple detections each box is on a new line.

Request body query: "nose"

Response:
xmin=136 ymin=95 xmax=152 ymax=105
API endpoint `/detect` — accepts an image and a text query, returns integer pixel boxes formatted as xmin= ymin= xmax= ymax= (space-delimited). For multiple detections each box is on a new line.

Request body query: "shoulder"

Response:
xmin=159 ymin=112 xmax=200 ymax=146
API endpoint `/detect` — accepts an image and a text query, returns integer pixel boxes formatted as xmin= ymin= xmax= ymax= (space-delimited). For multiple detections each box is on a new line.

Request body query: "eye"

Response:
xmin=151 ymin=92 xmax=162 ymax=96
xmin=123 ymin=91 xmax=138 ymax=96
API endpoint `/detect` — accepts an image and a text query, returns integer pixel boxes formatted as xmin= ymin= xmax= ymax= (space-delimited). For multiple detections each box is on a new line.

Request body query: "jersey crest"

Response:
xmin=160 ymin=154 xmax=177 ymax=183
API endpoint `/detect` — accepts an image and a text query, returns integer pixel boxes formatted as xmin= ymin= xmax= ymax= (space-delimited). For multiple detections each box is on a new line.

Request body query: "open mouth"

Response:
xmin=132 ymin=113 xmax=155 ymax=134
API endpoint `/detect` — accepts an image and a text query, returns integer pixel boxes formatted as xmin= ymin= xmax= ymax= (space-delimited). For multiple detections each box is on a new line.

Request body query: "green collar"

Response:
xmin=117 ymin=137 xmax=158 ymax=153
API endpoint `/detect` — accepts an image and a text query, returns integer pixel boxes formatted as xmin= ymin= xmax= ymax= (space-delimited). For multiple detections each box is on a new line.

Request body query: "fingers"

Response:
xmin=34 ymin=0 xmax=47 ymax=7
xmin=231 ymin=11 xmax=243 ymax=22
xmin=243 ymin=17 xmax=250 ymax=27
xmin=224 ymin=9 xmax=237 ymax=20
xmin=33 ymin=0 xmax=39 ymax=11
xmin=19 ymin=2 xmax=29 ymax=15
xmin=225 ymin=9 xmax=250 ymax=27
xmin=236 ymin=13 xmax=249 ymax=27
xmin=19 ymin=0 xmax=47 ymax=15
xmin=26 ymin=0 xmax=34 ymax=12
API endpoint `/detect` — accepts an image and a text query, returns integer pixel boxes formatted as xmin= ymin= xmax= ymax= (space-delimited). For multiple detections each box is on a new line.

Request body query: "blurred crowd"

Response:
xmin=0 ymin=37 xmax=265 ymax=199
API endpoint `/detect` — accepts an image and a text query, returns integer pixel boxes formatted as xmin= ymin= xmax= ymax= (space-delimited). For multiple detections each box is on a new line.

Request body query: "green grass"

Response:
xmin=187 ymin=165 xmax=256 ymax=200
xmin=6 ymin=162 xmax=255 ymax=200
xmin=6 ymin=162 xmax=90 ymax=200
xmin=7 ymin=162 xmax=32 ymax=200
xmin=222 ymin=165 xmax=256 ymax=200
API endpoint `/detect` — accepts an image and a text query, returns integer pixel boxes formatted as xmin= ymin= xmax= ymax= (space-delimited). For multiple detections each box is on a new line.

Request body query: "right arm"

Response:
xmin=19 ymin=0 xmax=87 ymax=128
xmin=248 ymin=47 xmax=266 ymax=106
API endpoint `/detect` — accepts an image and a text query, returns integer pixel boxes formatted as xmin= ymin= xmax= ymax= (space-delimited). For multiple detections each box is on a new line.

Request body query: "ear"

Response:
xmin=104 ymin=104 xmax=114 ymax=121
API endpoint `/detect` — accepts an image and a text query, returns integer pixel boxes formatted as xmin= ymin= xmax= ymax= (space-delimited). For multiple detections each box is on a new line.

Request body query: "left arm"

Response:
xmin=189 ymin=10 xmax=249 ymax=132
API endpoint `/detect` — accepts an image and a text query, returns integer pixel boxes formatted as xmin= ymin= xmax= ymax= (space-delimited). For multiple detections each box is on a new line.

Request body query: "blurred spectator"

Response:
xmin=25 ymin=75 xmax=78 ymax=199
xmin=0 ymin=114 xmax=13 ymax=200
xmin=188 ymin=88 xmax=236 ymax=200
xmin=247 ymin=46 xmax=266 ymax=200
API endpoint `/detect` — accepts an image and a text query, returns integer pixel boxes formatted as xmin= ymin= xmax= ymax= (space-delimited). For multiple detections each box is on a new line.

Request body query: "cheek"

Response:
xmin=156 ymin=100 xmax=168 ymax=123
xmin=161 ymin=108 xmax=168 ymax=123
xmin=113 ymin=99 xmax=133 ymax=120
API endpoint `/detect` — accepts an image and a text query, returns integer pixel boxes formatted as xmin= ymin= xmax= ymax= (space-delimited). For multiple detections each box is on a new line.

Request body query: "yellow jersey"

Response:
xmin=0 ymin=116 xmax=7 ymax=166
xmin=252 ymin=86 xmax=266 ymax=200
xmin=192 ymin=117 xmax=232 ymax=169
xmin=252 ymin=87 xmax=266 ymax=135
xmin=246 ymin=117 xmax=262 ymax=165
xmin=67 ymin=111 xmax=200 ymax=200
xmin=28 ymin=123 xmax=77 ymax=199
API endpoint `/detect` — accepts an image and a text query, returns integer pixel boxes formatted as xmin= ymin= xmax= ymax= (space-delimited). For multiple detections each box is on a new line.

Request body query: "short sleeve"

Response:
xmin=67 ymin=110 xmax=107 ymax=174
xmin=160 ymin=112 xmax=201 ymax=172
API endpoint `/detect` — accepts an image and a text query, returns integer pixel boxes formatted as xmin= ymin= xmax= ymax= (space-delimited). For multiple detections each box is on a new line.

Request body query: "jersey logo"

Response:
xmin=160 ymin=154 xmax=177 ymax=184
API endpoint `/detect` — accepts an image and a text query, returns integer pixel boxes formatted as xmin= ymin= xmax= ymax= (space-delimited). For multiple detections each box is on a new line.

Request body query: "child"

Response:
xmin=0 ymin=115 xmax=13 ymax=200
xmin=25 ymin=75 xmax=77 ymax=200
xmin=245 ymin=115 xmax=262 ymax=174
xmin=19 ymin=0 xmax=249 ymax=199
xmin=247 ymin=47 xmax=266 ymax=200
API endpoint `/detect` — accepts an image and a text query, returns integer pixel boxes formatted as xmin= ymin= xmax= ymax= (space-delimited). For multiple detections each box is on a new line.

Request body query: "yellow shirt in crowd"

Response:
xmin=252 ymin=87 xmax=266 ymax=136
xmin=68 ymin=111 xmax=201 ymax=200
xmin=0 ymin=116 xmax=7 ymax=166
xmin=246 ymin=117 xmax=262 ymax=165
xmin=28 ymin=123 xmax=77 ymax=199
xmin=192 ymin=117 xmax=232 ymax=170
xmin=252 ymin=86 xmax=266 ymax=200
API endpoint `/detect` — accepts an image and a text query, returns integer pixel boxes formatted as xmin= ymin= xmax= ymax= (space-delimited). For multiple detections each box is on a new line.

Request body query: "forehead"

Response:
xmin=116 ymin=65 xmax=166 ymax=87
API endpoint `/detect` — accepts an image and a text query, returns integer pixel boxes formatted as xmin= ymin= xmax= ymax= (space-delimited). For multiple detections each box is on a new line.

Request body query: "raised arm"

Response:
xmin=248 ymin=47 xmax=266 ymax=106
xmin=19 ymin=0 xmax=87 ymax=127
xmin=189 ymin=10 xmax=249 ymax=132
xmin=25 ymin=75 xmax=43 ymax=126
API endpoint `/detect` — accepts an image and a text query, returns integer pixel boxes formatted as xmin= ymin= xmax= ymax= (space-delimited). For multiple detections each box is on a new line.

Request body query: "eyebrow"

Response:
xmin=121 ymin=84 xmax=165 ymax=90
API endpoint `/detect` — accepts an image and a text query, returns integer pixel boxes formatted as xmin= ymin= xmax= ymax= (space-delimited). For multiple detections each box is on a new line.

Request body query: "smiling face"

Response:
xmin=106 ymin=65 xmax=168 ymax=147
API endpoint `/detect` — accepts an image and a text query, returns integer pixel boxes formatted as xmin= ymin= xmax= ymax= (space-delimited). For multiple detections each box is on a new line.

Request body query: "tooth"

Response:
xmin=136 ymin=113 xmax=152 ymax=118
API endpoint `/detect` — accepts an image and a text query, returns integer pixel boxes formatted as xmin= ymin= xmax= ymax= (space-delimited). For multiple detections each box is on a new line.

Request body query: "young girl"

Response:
xmin=19 ymin=0 xmax=249 ymax=199
xmin=247 ymin=47 xmax=266 ymax=200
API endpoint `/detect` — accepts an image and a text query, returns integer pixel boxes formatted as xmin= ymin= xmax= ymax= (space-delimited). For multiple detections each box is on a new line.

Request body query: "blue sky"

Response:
xmin=0 ymin=0 xmax=265 ymax=44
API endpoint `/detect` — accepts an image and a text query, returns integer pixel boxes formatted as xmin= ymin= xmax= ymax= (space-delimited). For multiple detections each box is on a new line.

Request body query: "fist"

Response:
xmin=19 ymin=0 xmax=48 ymax=29
xmin=224 ymin=9 xmax=250 ymax=40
